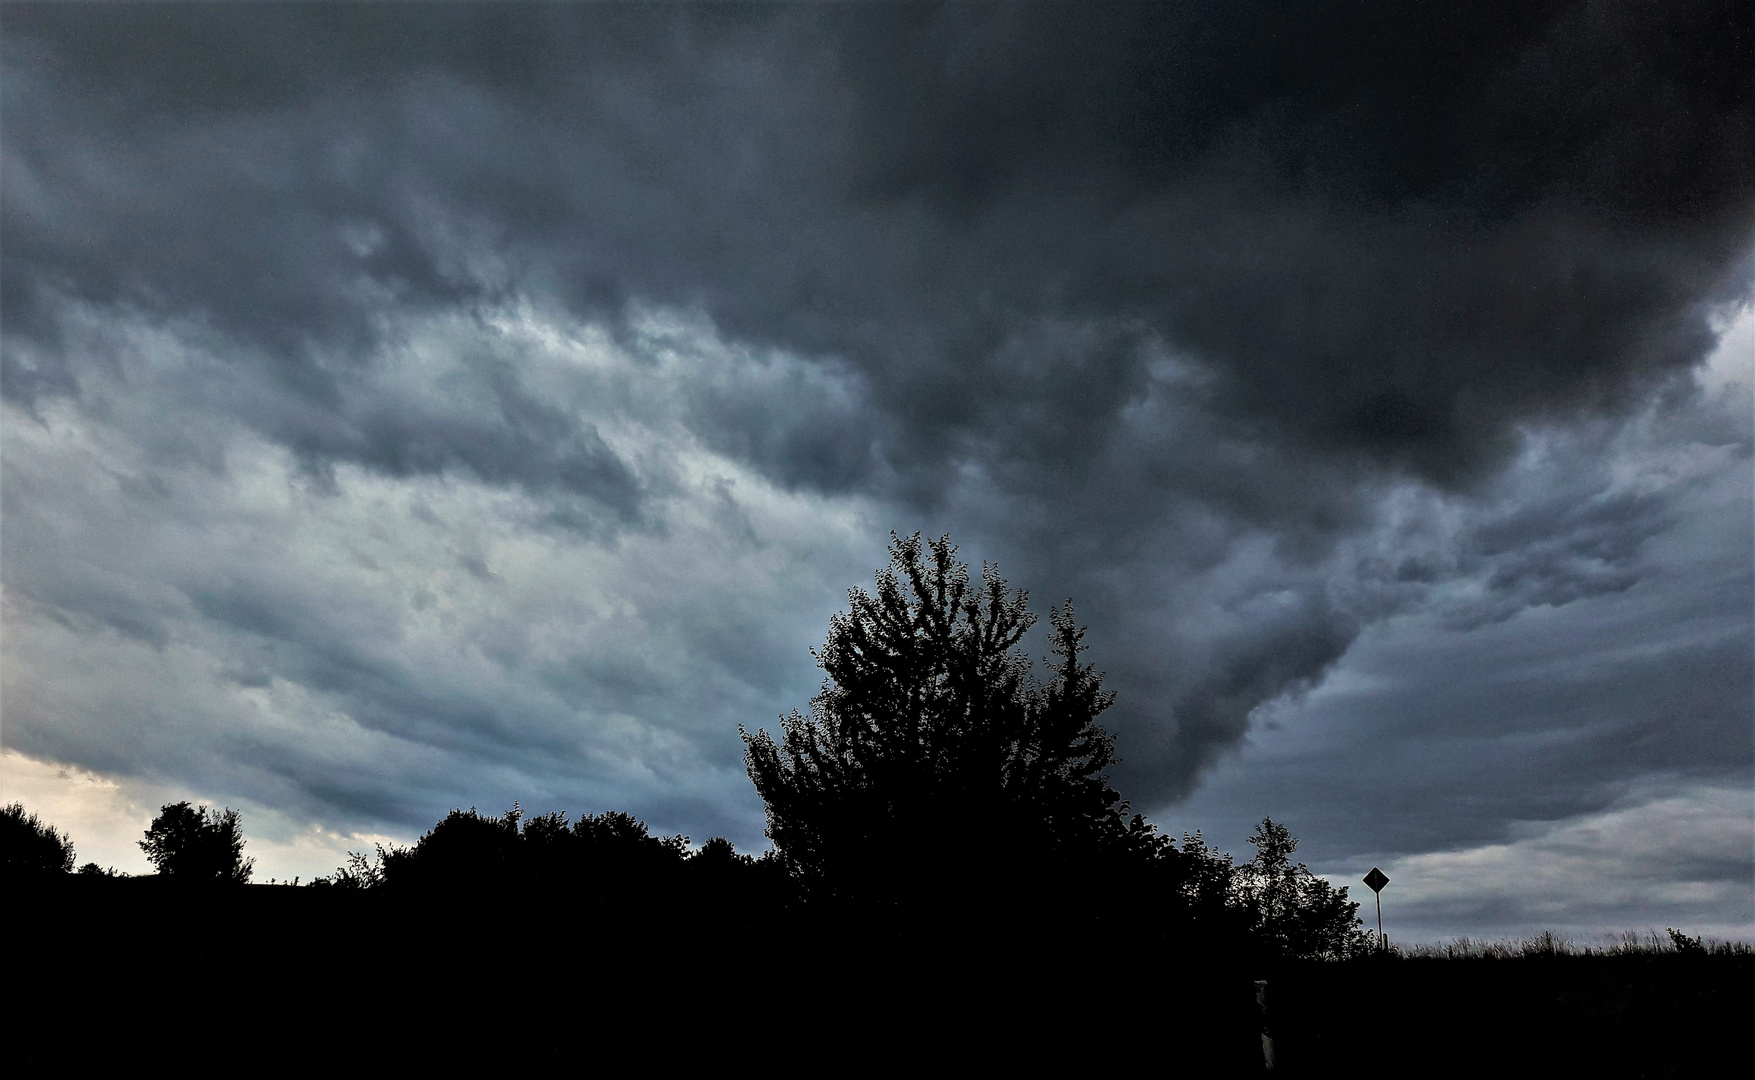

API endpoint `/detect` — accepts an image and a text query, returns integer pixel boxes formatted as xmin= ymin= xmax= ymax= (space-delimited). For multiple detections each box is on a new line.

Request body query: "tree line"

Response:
xmin=7 ymin=533 xmax=1372 ymax=961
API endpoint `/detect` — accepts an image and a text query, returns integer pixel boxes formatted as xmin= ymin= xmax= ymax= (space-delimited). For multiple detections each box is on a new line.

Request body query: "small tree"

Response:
xmin=2 ymin=802 xmax=76 ymax=876
xmin=742 ymin=533 xmax=1149 ymax=911
xmin=1233 ymin=818 xmax=1369 ymax=960
xmin=139 ymin=801 xmax=254 ymax=883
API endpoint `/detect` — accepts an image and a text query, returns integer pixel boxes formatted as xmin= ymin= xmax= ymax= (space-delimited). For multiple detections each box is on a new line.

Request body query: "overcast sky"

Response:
xmin=3 ymin=2 xmax=1750 ymax=941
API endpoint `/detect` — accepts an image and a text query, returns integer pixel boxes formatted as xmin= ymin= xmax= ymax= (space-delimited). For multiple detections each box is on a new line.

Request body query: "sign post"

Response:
xmin=1363 ymin=867 xmax=1389 ymax=951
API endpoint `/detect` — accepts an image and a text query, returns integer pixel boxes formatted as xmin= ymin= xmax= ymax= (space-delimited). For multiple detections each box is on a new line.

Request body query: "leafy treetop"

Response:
xmin=3 ymin=802 xmax=76 ymax=876
xmin=742 ymin=533 xmax=1151 ymax=907
xmin=139 ymin=801 xmax=254 ymax=884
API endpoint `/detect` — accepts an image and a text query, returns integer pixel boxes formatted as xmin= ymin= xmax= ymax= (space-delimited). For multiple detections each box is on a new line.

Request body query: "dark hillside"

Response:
xmin=9 ymin=872 xmax=1266 ymax=1070
xmin=10 ymin=874 xmax=1749 ymax=1075
xmin=1260 ymin=950 xmax=1753 ymax=1077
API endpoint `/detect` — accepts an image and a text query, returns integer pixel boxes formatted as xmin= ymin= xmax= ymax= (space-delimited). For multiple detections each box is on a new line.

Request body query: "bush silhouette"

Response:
xmin=2 ymin=802 xmax=76 ymax=876
xmin=1667 ymin=927 xmax=1707 ymax=955
xmin=139 ymin=801 xmax=254 ymax=883
xmin=376 ymin=804 xmax=525 ymax=890
xmin=310 ymin=849 xmax=384 ymax=890
xmin=742 ymin=533 xmax=1160 ymax=917
xmin=1233 ymin=817 xmax=1370 ymax=960
xmin=348 ymin=804 xmax=707 ymax=897
xmin=296 ymin=538 xmax=1379 ymax=964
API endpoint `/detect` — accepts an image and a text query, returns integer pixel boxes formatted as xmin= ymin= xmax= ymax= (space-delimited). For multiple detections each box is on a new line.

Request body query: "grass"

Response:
xmin=1392 ymin=927 xmax=1754 ymax=960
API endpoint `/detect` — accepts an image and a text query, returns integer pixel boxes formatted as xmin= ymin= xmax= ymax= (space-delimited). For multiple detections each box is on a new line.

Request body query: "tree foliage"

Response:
xmin=368 ymin=804 xmax=695 ymax=891
xmin=736 ymin=535 xmax=1372 ymax=962
xmin=741 ymin=534 xmax=1152 ymax=908
xmin=2 ymin=802 xmax=76 ymax=876
xmin=1233 ymin=818 xmax=1371 ymax=960
xmin=316 ymin=804 xmax=785 ymax=907
xmin=139 ymin=801 xmax=254 ymax=883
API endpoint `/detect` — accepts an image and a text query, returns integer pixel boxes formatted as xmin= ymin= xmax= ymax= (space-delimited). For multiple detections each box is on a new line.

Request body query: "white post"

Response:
xmin=1254 ymin=979 xmax=1275 ymax=1071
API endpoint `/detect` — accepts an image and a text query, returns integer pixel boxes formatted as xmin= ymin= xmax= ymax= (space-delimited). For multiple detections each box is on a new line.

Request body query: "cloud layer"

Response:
xmin=3 ymin=4 xmax=1750 ymax=928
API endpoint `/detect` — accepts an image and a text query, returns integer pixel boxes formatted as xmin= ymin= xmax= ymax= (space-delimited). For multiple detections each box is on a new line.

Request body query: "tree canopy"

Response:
xmin=1234 ymin=818 xmax=1372 ymax=960
xmin=365 ymin=804 xmax=694 ymax=892
xmin=2 ymin=802 xmax=76 ymax=877
xmin=742 ymin=533 xmax=1152 ymax=910
xmin=139 ymin=801 xmax=254 ymax=884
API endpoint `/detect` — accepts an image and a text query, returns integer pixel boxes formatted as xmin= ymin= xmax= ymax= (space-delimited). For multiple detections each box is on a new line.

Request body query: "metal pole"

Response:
xmin=1376 ymin=890 xmax=1383 ymax=952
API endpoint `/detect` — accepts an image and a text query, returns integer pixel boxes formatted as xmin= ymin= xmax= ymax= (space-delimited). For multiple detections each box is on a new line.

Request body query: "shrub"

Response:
xmin=2 ymin=802 xmax=76 ymax=876
xmin=1667 ymin=927 xmax=1706 ymax=955
xmin=139 ymin=801 xmax=254 ymax=883
xmin=1229 ymin=818 xmax=1372 ymax=961
xmin=310 ymin=849 xmax=386 ymax=889
xmin=742 ymin=533 xmax=1144 ymax=909
xmin=333 ymin=805 xmax=696 ymax=894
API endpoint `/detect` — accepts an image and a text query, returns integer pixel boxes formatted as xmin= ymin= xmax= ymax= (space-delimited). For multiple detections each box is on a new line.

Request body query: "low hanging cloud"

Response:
xmin=2 ymin=4 xmax=1751 ymax=877
xmin=1361 ymin=782 xmax=1755 ymax=942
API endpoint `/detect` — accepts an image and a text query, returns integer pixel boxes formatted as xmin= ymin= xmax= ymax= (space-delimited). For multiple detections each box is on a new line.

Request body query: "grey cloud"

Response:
xmin=2 ymin=3 xmax=1750 ymax=876
xmin=1173 ymin=492 xmax=1752 ymax=866
xmin=277 ymin=359 xmax=646 ymax=519
xmin=0 ymin=313 xmax=878 ymax=849
xmin=1443 ymin=489 xmax=1672 ymax=627
xmin=1365 ymin=782 xmax=1755 ymax=941
xmin=9 ymin=4 xmax=1749 ymax=482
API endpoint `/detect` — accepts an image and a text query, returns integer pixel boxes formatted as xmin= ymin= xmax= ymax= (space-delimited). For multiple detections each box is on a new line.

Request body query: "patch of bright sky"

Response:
xmin=1367 ymin=780 xmax=1753 ymax=943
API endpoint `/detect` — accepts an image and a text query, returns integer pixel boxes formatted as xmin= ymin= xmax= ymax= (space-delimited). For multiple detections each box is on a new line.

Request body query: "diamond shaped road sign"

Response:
xmin=1363 ymin=867 xmax=1389 ymax=893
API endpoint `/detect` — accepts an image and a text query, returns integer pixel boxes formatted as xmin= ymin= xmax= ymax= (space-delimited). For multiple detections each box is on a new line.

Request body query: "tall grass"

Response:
xmin=1393 ymin=928 xmax=1753 ymax=959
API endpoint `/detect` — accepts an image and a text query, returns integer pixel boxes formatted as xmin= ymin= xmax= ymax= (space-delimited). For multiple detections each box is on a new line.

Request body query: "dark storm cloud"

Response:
xmin=1177 ymin=435 xmax=1753 ymax=866
xmin=10 ymin=3 xmax=1750 ymax=462
xmin=3 ymin=2 xmax=1751 ymax=830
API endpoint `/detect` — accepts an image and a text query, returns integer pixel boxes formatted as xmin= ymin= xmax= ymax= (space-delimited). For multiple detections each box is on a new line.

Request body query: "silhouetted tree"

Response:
xmin=362 ymin=804 xmax=698 ymax=897
xmin=1162 ymin=829 xmax=1250 ymax=935
xmin=2 ymin=802 xmax=76 ymax=876
xmin=309 ymin=848 xmax=384 ymax=890
xmin=376 ymin=804 xmax=525 ymax=890
xmin=690 ymin=836 xmax=745 ymax=869
xmin=139 ymin=801 xmax=254 ymax=883
xmin=742 ymin=533 xmax=1154 ymax=913
xmin=1233 ymin=817 xmax=1369 ymax=960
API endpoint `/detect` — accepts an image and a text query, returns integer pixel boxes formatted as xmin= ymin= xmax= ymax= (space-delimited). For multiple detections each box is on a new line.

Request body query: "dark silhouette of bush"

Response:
xmin=735 ymin=534 xmax=1379 ymax=965
xmin=373 ymin=804 xmax=526 ymax=891
xmin=1233 ymin=817 xmax=1370 ymax=960
xmin=139 ymin=801 xmax=254 ymax=883
xmin=1667 ymin=927 xmax=1707 ymax=955
xmin=313 ymin=804 xmax=793 ymax=957
xmin=309 ymin=848 xmax=384 ymax=890
xmin=2 ymin=802 xmax=75 ymax=876
xmin=1152 ymin=829 xmax=1255 ymax=946
xmin=296 ymin=540 xmax=1366 ymax=965
xmin=328 ymin=803 xmax=771 ymax=895
xmin=690 ymin=835 xmax=744 ymax=869
xmin=684 ymin=837 xmax=795 ymax=914
xmin=554 ymin=808 xmax=692 ymax=889
xmin=741 ymin=533 xmax=1160 ymax=918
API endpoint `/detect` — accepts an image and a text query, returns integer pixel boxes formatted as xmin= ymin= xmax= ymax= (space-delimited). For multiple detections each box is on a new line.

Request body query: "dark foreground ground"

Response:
xmin=1260 ymin=950 xmax=1751 ymax=1077
xmin=9 ymin=876 xmax=1750 ymax=1077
